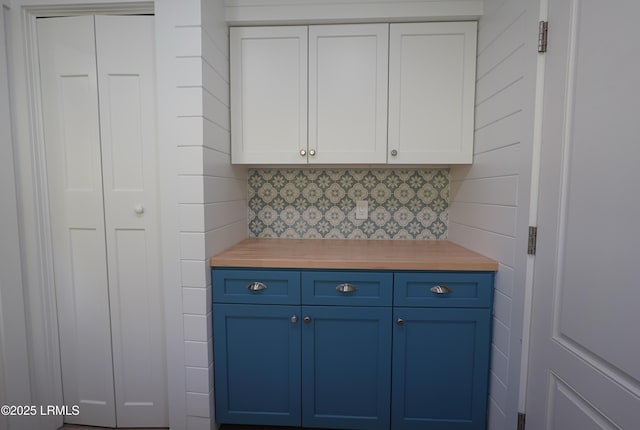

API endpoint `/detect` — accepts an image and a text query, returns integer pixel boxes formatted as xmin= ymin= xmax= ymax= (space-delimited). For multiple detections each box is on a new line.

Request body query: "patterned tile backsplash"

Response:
xmin=248 ymin=168 xmax=449 ymax=240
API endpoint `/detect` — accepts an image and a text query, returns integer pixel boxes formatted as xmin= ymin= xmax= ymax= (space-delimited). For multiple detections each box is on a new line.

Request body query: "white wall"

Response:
xmin=156 ymin=1 xmax=247 ymax=428
xmin=448 ymin=0 xmax=540 ymax=429
xmin=171 ymin=0 xmax=247 ymax=428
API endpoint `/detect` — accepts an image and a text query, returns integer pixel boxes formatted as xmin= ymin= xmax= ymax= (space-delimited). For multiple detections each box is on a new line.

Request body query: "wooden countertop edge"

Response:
xmin=209 ymin=258 xmax=497 ymax=271
xmin=209 ymin=239 xmax=498 ymax=271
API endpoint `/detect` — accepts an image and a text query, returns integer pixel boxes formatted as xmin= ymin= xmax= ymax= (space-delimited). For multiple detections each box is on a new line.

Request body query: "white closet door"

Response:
xmin=94 ymin=15 xmax=167 ymax=427
xmin=37 ymin=16 xmax=116 ymax=428
xmin=96 ymin=16 xmax=168 ymax=427
xmin=38 ymin=15 xmax=167 ymax=428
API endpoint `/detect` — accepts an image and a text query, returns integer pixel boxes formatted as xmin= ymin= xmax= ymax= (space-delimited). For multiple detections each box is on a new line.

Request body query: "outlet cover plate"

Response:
xmin=356 ymin=200 xmax=368 ymax=220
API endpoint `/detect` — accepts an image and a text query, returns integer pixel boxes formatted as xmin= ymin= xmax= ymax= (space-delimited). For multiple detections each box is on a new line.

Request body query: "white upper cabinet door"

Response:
xmin=388 ymin=22 xmax=477 ymax=164
xmin=231 ymin=26 xmax=308 ymax=164
xmin=308 ymin=24 xmax=389 ymax=164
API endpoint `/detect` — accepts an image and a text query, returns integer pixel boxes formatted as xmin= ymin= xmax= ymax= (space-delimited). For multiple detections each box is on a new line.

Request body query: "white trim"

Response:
xmin=1 ymin=3 xmax=37 ymax=430
xmin=518 ymin=0 xmax=549 ymax=414
xmin=154 ymin=0 xmax=187 ymax=428
xmin=225 ymin=0 xmax=483 ymax=25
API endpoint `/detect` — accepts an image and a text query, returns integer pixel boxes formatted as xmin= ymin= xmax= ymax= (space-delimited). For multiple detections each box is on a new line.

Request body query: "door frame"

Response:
xmin=11 ymin=2 xmax=155 ymax=429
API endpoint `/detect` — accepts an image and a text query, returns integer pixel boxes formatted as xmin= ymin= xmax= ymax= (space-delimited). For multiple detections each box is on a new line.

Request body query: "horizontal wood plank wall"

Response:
xmin=175 ymin=0 xmax=248 ymax=428
xmin=448 ymin=0 xmax=539 ymax=429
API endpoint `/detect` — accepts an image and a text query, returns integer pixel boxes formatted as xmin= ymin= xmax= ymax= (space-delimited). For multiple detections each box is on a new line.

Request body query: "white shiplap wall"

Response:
xmin=448 ymin=0 xmax=540 ymax=429
xmin=174 ymin=1 xmax=247 ymax=429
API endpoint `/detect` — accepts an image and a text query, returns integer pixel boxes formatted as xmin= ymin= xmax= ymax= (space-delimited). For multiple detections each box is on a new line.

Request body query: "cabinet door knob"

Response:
xmin=397 ymin=318 xmax=405 ymax=326
xmin=390 ymin=149 xmax=398 ymax=157
xmin=246 ymin=281 xmax=267 ymax=292
xmin=309 ymin=149 xmax=316 ymax=156
xmin=134 ymin=204 xmax=145 ymax=215
xmin=430 ymin=285 xmax=452 ymax=295
xmin=303 ymin=316 xmax=311 ymax=324
xmin=300 ymin=149 xmax=307 ymax=157
xmin=336 ymin=283 xmax=357 ymax=293
xmin=291 ymin=315 xmax=298 ymax=324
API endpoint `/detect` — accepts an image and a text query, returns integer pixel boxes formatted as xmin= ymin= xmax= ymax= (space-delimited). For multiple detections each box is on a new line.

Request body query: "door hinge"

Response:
xmin=527 ymin=226 xmax=537 ymax=255
xmin=518 ymin=412 xmax=526 ymax=430
xmin=538 ymin=21 xmax=548 ymax=53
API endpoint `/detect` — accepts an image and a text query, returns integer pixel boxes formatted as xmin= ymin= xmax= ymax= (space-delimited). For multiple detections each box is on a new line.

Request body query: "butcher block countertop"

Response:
xmin=210 ymin=239 xmax=498 ymax=271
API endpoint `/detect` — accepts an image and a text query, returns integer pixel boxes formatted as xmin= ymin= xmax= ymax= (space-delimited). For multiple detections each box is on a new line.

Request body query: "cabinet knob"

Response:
xmin=336 ymin=283 xmax=357 ymax=293
xmin=291 ymin=315 xmax=298 ymax=324
xmin=430 ymin=285 xmax=452 ymax=295
xmin=246 ymin=281 xmax=267 ymax=292
xmin=390 ymin=149 xmax=398 ymax=157
xmin=300 ymin=149 xmax=307 ymax=157
xmin=303 ymin=316 xmax=312 ymax=324
xmin=397 ymin=318 xmax=405 ymax=326
xmin=309 ymin=149 xmax=316 ymax=156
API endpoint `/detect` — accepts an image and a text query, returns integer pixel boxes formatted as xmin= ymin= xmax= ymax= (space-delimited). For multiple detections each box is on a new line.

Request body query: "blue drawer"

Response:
xmin=301 ymin=271 xmax=393 ymax=306
xmin=394 ymin=272 xmax=494 ymax=308
xmin=213 ymin=269 xmax=300 ymax=304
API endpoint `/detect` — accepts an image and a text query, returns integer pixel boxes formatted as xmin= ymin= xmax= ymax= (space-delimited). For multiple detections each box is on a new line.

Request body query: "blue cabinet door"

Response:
xmin=301 ymin=306 xmax=392 ymax=430
xmin=391 ymin=307 xmax=491 ymax=430
xmin=213 ymin=304 xmax=301 ymax=426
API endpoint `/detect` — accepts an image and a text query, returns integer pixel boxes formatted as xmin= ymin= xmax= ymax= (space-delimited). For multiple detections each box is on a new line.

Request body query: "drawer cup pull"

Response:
xmin=246 ymin=281 xmax=267 ymax=292
xmin=430 ymin=285 xmax=452 ymax=295
xmin=336 ymin=283 xmax=357 ymax=293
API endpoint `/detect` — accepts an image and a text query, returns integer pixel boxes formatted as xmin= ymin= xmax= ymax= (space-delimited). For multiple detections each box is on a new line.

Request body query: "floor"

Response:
xmin=60 ymin=425 xmax=326 ymax=430
xmin=60 ymin=426 xmax=168 ymax=430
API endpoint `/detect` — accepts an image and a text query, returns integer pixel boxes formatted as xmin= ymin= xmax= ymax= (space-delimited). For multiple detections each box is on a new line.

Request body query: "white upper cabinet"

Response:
xmin=388 ymin=22 xmax=477 ymax=164
xmin=309 ymin=24 xmax=388 ymax=164
xmin=230 ymin=21 xmax=478 ymax=165
xmin=231 ymin=26 xmax=308 ymax=164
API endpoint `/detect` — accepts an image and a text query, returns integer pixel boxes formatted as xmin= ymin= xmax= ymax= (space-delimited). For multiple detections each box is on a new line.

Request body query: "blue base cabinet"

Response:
xmin=391 ymin=308 xmax=491 ymax=429
xmin=302 ymin=306 xmax=392 ymax=430
xmin=212 ymin=268 xmax=494 ymax=430
xmin=212 ymin=304 xmax=301 ymax=426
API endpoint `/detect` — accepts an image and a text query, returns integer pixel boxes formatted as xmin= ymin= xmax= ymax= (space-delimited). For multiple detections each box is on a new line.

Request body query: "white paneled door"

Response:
xmin=37 ymin=15 xmax=167 ymax=428
xmin=526 ymin=1 xmax=640 ymax=429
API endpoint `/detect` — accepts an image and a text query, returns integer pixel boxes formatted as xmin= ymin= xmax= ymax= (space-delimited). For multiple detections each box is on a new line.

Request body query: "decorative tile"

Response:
xmin=248 ymin=169 xmax=449 ymax=240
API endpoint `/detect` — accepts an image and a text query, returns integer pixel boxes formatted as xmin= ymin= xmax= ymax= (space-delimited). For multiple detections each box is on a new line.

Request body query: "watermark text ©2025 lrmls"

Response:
xmin=1 ymin=404 xmax=80 ymax=416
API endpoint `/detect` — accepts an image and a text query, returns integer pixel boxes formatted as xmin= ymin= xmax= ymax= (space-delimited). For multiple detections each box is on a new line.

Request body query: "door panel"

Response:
xmin=391 ymin=307 xmax=490 ymax=429
xmin=548 ymin=376 xmax=617 ymax=430
xmin=94 ymin=15 xmax=167 ymax=427
xmin=213 ymin=304 xmax=302 ymax=426
xmin=103 ymin=74 xmax=145 ymax=190
xmin=308 ymin=24 xmax=388 ymax=164
xmin=388 ymin=22 xmax=476 ymax=164
xmin=301 ymin=306 xmax=392 ymax=430
xmin=37 ymin=16 xmax=116 ymax=428
xmin=230 ymin=26 xmax=308 ymax=164
xmin=527 ymin=1 xmax=640 ymax=428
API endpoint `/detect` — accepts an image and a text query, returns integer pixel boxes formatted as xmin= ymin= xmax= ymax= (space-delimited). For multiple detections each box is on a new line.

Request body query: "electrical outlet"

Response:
xmin=355 ymin=200 xmax=368 ymax=220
